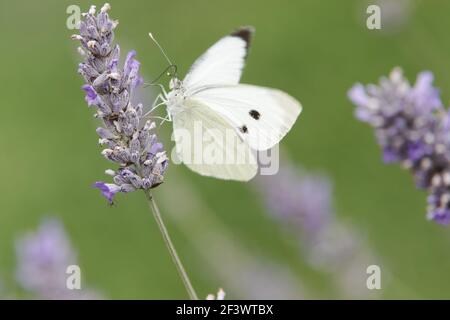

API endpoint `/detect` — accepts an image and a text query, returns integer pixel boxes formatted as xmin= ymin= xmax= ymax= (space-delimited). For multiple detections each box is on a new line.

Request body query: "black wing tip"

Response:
xmin=231 ymin=26 xmax=255 ymax=48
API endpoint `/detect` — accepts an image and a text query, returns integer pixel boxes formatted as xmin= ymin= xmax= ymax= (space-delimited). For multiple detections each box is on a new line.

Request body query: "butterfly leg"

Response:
xmin=151 ymin=93 xmax=164 ymax=107
xmin=154 ymin=86 xmax=172 ymax=126
xmin=143 ymin=85 xmax=171 ymax=126
xmin=144 ymin=93 xmax=167 ymax=118
xmin=159 ymin=110 xmax=172 ymax=126
xmin=147 ymin=114 xmax=171 ymax=127
xmin=152 ymin=83 xmax=169 ymax=102
xmin=147 ymin=116 xmax=169 ymax=121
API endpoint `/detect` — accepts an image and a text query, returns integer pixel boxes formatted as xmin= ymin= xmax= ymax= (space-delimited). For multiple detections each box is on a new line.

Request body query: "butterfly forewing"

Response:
xmin=183 ymin=27 xmax=253 ymax=92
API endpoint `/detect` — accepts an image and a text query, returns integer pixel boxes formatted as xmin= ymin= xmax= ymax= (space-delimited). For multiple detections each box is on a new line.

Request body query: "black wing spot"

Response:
xmin=231 ymin=26 xmax=254 ymax=51
xmin=240 ymin=125 xmax=248 ymax=134
xmin=249 ymin=109 xmax=260 ymax=120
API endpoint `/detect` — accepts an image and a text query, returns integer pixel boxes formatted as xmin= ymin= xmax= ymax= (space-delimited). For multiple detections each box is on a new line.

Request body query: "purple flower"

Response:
xmin=348 ymin=84 xmax=370 ymax=121
xmin=349 ymin=67 xmax=450 ymax=224
xmin=410 ymin=71 xmax=442 ymax=112
xmin=93 ymin=182 xmax=121 ymax=204
xmin=123 ymin=50 xmax=143 ymax=88
xmin=15 ymin=218 xmax=101 ymax=299
xmin=428 ymin=204 xmax=450 ymax=225
xmin=407 ymin=141 xmax=428 ymax=162
xmin=72 ymin=4 xmax=168 ymax=204
xmin=382 ymin=146 xmax=400 ymax=163
xmin=81 ymin=85 xmax=98 ymax=106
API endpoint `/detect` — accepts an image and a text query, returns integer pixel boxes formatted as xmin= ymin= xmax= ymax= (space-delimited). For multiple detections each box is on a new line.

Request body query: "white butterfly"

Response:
xmin=150 ymin=27 xmax=302 ymax=181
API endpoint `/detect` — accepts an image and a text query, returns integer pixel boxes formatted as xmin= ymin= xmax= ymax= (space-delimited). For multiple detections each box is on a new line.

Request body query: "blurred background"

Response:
xmin=1 ymin=0 xmax=450 ymax=299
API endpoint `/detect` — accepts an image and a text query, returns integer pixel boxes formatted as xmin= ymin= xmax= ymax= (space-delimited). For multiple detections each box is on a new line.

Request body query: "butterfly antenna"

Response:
xmin=144 ymin=65 xmax=178 ymax=88
xmin=148 ymin=32 xmax=175 ymax=67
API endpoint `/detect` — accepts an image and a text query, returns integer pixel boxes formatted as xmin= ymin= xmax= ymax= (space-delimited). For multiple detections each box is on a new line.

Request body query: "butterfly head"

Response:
xmin=166 ymin=77 xmax=186 ymax=115
xmin=169 ymin=77 xmax=182 ymax=90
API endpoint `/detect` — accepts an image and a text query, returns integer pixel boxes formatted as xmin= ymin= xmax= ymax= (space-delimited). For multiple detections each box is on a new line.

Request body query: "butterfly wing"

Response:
xmin=182 ymin=27 xmax=253 ymax=91
xmin=172 ymin=98 xmax=258 ymax=181
xmin=191 ymin=84 xmax=302 ymax=151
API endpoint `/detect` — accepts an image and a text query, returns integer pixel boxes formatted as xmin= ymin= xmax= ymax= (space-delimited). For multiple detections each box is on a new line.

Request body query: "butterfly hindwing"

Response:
xmin=190 ymin=84 xmax=302 ymax=151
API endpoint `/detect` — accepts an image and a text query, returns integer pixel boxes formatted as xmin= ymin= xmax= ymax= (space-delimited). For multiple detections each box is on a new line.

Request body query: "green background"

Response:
xmin=1 ymin=0 xmax=449 ymax=299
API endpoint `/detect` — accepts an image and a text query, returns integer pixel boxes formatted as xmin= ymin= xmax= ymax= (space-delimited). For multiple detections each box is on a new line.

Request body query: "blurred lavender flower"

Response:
xmin=72 ymin=4 xmax=168 ymax=204
xmin=16 ymin=218 xmax=100 ymax=299
xmin=256 ymin=166 xmax=355 ymax=268
xmin=255 ymin=165 xmax=380 ymax=297
xmin=261 ymin=166 xmax=333 ymax=237
xmin=349 ymin=68 xmax=450 ymax=224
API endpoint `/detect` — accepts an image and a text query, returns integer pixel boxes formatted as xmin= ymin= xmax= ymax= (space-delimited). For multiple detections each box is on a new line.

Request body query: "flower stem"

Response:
xmin=144 ymin=189 xmax=198 ymax=300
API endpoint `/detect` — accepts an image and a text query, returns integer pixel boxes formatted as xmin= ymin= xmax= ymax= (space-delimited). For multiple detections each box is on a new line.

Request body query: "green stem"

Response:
xmin=144 ymin=189 xmax=198 ymax=300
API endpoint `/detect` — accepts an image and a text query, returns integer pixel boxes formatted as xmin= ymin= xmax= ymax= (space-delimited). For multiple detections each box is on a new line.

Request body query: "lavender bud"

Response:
xmin=110 ymin=90 xmax=129 ymax=113
xmin=96 ymin=127 xmax=116 ymax=139
xmin=113 ymin=146 xmax=130 ymax=164
xmin=120 ymin=184 xmax=136 ymax=193
xmin=88 ymin=5 xmax=96 ymax=15
xmin=101 ymin=3 xmax=111 ymax=13
xmin=105 ymin=169 xmax=115 ymax=176
xmin=92 ymin=73 xmax=110 ymax=94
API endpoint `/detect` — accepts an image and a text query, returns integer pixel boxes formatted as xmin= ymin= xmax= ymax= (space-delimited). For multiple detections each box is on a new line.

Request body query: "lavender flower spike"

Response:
xmin=349 ymin=67 xmax=450 ymax=224
xmin=72 ymin=4 xmax=168 ymax=204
